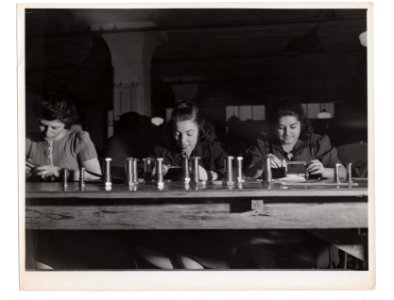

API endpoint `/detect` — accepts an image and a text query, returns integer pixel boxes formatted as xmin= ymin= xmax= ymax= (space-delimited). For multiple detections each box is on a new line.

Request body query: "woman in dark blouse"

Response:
xmin=245 ymin=99 xmax=346 ymax=180
xmin=241 ymin=99 xmax=347 ymax=268
xmin=136 ymin=101 xmax=232 ymax=269
xmin=155 ymin=101 xmax=226 ymax=181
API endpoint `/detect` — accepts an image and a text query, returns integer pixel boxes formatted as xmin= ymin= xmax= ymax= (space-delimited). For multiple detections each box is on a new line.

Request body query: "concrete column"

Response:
xmin=101 ymin=28 xmax=166 ymax=121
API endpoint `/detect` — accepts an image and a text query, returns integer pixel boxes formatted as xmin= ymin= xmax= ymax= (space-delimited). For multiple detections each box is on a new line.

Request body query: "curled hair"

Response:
xmin=34 ymin=92 xmax=79 ymax=128
xmin=168 ymin=101 xmax=216 ymax=145
xmin=266 ymin=99 xmax=313 ymax=141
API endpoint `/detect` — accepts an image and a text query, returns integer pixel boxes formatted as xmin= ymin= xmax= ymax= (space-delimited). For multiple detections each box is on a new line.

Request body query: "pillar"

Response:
xmin=98 ymin=24 xmax=167 ymax=128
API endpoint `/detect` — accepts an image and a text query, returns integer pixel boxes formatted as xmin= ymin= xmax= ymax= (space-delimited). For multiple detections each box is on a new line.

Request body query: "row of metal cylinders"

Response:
xmin=264 ymin=156 xmax=354 ymax=184
xmin=62 ymin=156 xmax=245 ymax=187
xmin=63 ymin=156 xmax=354 ymax=187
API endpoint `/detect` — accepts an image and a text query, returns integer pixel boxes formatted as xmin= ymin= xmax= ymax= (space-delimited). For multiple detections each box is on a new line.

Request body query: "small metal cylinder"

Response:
xmin=62 ymin=168 xmax=68 ymax=187
xmin=282 ymin=159 xmax=288 ymax=177
xmin=156 ymin=158 xmax=164 ymax=186
xmin=265 ymin=155 xmax=272 ymax=183
xmin=192 ymin=156 xmax=200 ymax=183
xmin=182 ymin=155 xmax=190 ymax=183
xmin=334 ymin=163 xmax=341 ymax=184
xmin=129 ymin=185 xmax=137 ymax=192
xmin=347 ymin=163 xmax=353 ymax=184
xmin=126 ymin=158 xmax=134 ymax=186
xmin=236 ymin=156 xmax=243 ymax=182
xmin=133 ymin=158 xmax=138 ymax=184
xmin=104 ymin=158 xmax=112 ymax=187
xmin=143 ymin=158 xmax=153 ymax=182
xmin=79 ymin=167 xmax=85 ymax=187
xmin=226 ymin=156 xmax=234 ymax=185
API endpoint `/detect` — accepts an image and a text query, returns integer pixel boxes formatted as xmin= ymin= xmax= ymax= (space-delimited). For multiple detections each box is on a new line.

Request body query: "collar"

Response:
xmin=44 ymin=129 xmax=69 ymax=143
xmin=271 ymin=138 xmax=306 ymax=160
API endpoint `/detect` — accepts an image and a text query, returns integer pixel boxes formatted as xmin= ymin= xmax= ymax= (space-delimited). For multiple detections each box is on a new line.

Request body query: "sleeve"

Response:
xmin=154 ymin=146 xmax=173 ymax=166
xmin=210 ymin=141 xmax=227 ymax=178
xmin=315 ymin=135 xmax=343 ymax=168
xmin=243 ymin=139 xmax=267 ymax=171
xmin=73 ymin=131 xmax=98 ymax=163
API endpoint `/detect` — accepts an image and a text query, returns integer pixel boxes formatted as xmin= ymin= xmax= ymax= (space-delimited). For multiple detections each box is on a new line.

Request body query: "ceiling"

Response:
xmin=24 ymin=8 xmax=369 ymax=146
xmin=26 ymin=8 xmax=367 ymax=62
xmin=24 ymin=8 xmax=368 ymax=112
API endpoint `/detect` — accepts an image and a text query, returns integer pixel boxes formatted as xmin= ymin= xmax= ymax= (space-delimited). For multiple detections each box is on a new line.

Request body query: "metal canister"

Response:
xmin=182 ymin=155 xmax=190 ymax=183
xmin=305 ymin=164 xmax=310 ymax=181
xmin=143 ymin=158 xmax=153 ymax=182
xmin=79 ymin=166 xmax=85 ymax=187
xmin=226 ymin=156 xmax=234 ymax=185
xmin=133 ymin=158 xmax=138 ymax=184
xmin=282 ymin=159 xmax=288 ymax=177
xmin=347 ymin=163 xmax=353 ymax=184
xmin=104 ymin=157 xmax=112 ymax=187
xmin=334 ymin=163 xmax=341 ymax=184
xmin=192 ymin=156 xmax=200 ymax=183
xmin=265 ymin=155 xmax=272 ymax=183
xmin=236 ymin=156 xmax=244 ymax=182
xmin=156 ymin=158 xmax=164 ymax=186
xmin=62 ymin=168 xmax=68 ymax=187
xmin=126 ymin=158 xmax=134 ymax=186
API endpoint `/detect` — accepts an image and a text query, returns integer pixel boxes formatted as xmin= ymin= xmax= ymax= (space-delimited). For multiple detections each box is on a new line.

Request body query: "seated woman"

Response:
xmin=242 ymin=99 xmax=346 ymax=269
xmin=26 ymin=94 xmax=101 ymax=181
xmin=244 ymin=99 xmax=346 ymax=180
xmin=25 ymin=93 xmax=103 ymax=269
xmin=135 ymin=101 xmax=233 ymax=269
xmin=155 ymin=101 xmax=226 ymax=181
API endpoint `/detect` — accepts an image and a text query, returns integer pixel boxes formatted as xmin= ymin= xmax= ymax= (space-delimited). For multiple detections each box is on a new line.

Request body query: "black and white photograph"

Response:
xmin=18 ymin=2 xmax=373 ymax=291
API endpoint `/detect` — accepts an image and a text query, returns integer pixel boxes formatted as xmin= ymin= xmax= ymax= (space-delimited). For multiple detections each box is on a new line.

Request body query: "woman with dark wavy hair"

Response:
xmin=26 ymin=94 xmax=101 ymax=181
xmin=155 ymin=100 xmax=226 ymax=181
xmin=242 ymin=99 xmax=347 ymax=268
xmin=136 ymin=101 xmax=231 ymax=269
xmin=25 ymin=93 xmax=104 ymax=270
xmin=245 ymin=99 xmax=346 ymax=180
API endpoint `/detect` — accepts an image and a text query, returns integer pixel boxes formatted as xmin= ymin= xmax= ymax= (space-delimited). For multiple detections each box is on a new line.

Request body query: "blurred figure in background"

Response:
xmin=105 ymin=111 xmax=160 ymax=178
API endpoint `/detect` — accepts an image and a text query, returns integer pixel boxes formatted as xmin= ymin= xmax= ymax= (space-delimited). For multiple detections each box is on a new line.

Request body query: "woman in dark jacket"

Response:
xmin=136 ymin=101 xmax=232 ymax=269
xmin=245 ymin=99 xmax=346 ymax=180
xmin=242 ymin=99 xmax=346 ymax=268
xmin=155 ymin=100 xmax=226 ymax=181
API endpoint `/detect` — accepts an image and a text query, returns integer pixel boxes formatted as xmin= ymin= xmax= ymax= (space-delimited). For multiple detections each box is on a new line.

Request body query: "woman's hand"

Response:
xmin=152 ymin=164 xmax=170 ymax=177
xmin=25 ymin=159 xmax=37 ymax=178
xmin=268 ymin=154 xmax=282 ymax=169
xmin=35 ymin=165 xmax=61 ymax=180
xmin=306 ymin=159 xmax=329 ymax=178
xmin=197 ymin=165 xmax=208 ymax=181
xmin=26 ymin=167 xmax=33 ymax=178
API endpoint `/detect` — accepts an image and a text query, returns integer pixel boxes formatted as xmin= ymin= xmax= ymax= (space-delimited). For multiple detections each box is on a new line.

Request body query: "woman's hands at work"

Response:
xmin=197 ymin=165 xmax=208 ymax=181
xmin=268 ymin=154 xmax=283 ymax=168
xmin=152 ymin=164 xmax=170 ymax=177
xmin=306 ymin=159 xmax=329 ymax=178
xmin=35 ymin=165 xmax=61 ymax=180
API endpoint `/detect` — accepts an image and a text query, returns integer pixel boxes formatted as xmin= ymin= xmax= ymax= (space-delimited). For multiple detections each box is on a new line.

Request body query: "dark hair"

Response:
xmin=168 ymin=101 xmax=216 ymax=144
xmin=266 ymin=99 xmax=313 ymax=140
xmin=34 ymin=93 xmax=79 ymax=128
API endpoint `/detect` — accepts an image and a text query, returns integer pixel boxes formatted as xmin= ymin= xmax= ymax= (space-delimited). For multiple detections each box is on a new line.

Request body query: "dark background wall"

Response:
xmin=25 ymin=9 xmax=368 ymax=155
